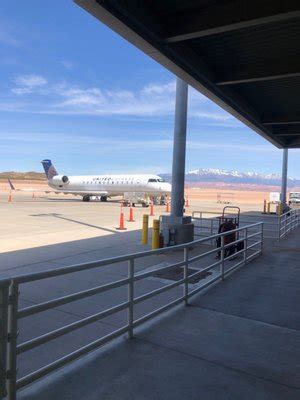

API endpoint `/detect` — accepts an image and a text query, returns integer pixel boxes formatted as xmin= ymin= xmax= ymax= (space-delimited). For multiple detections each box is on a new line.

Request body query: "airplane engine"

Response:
xmin=50 ymin=175 xmax=69 ymax=185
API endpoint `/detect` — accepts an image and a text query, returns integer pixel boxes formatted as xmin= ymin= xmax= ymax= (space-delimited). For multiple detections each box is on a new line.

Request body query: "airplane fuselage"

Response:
xmin=48 ymin=174 xmax=171 ymax=198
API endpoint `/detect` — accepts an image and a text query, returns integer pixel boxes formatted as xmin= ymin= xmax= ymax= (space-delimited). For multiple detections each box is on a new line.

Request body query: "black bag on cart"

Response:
xmin=236 ymin=240 xmax=245 ymax=252
xmin=216 ymin=220 xmax=237 ymax=258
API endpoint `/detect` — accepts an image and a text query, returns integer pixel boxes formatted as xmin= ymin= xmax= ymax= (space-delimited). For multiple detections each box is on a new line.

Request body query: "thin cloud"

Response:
xmin=0 ymin=23 xmax=21 ymax=47
xmin=2 ymin=131 xmax=275 ymax=153
xmin=61 ymin=60 xmax=74 ymax=70
xmin=7 ymin=75 xmax=233 ymax=122
xmin=12 ymin=74 xmax=48 ymax=95
xmin=192 ymin=112 xmax=231 ymax=121
xmin=53 ymin=82 xmax=176 ymax=116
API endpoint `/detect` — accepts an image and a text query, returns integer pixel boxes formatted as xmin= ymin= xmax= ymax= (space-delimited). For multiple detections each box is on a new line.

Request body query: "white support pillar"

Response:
xmin=281 ymin=148 xmax=288 ymax=204
xmin=170 ymin=78 xmax=188 ymax=219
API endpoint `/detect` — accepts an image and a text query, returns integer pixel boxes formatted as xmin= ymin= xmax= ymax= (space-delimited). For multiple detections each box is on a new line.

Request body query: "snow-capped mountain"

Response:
xmin=186 ymin=168 xmax=283 ymax=180
xmin=160 ymin=168 xmax=299 ymax=186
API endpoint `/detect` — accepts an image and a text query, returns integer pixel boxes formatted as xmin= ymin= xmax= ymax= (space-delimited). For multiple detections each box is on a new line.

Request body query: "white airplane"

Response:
xmin=41 ymin=159 xmax=171 ymax=204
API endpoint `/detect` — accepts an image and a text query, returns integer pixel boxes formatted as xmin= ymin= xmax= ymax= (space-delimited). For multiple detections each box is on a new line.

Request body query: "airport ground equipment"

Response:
xmin=216 ymin=207 xmax=242 ymax=258
xmin=123 ymin=193 xmax=150 ymax=207
xmin=0 ymin=221 xmax=264 ymax=399
xmin=123 ymin=195 xmax=165 ymax=207
xmin=289 ymin=192 xmax=300 ymax=205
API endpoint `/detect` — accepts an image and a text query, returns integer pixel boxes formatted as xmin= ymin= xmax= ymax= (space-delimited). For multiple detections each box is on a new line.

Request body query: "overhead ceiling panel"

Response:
xmin=75 ymin=0 xmax=300 ymax=148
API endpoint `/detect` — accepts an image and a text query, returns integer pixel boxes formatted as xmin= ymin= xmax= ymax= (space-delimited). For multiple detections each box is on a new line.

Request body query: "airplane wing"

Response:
xmin=7 ymin=179 xmax=51 ymax=194
xmin=8 ymin=179 xmax=16 ymax=190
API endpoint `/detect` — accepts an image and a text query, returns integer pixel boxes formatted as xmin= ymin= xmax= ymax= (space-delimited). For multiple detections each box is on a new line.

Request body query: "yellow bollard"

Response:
xmin=267 ymin=202 xmax=271 ymax=214
xmin=142 ymin=214 xmax=149 ymax=245
xmin=280 ymin=202 xmax=284 ymax=215
xmin=152 ymin=219 xmax=160 ymax=250
xmin=263 ymin=199 xmax=267 ymax=213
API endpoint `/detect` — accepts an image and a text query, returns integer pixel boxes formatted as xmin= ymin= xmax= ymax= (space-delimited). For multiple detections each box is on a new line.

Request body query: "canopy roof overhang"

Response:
xmin=75 ymin=0 xmax=300 ymax=148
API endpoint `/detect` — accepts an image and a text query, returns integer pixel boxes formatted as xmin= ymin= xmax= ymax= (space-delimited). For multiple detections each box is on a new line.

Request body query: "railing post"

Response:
xmin=127 ymin=259 xmax=134 ymax=339
xmin=260 ymin=223 xmax=264 ymax=254
xmin=0 ymin=282 xmax=9 ymax=400
xmin=284 ymin=214 xmax=287 ymax=237
xmin=293 ymin=211 xmax=297 ymax=230
xmin=243 ymin=227 xmax=248 ymax=263
xmin=278 ymin=215 xmax=281 ymax=241
xmin=183 ymin=247 xmax=189 ymax=305
xmin=220 ymin=235 xmax=225 ymax=280
xmin=7 ymin=281 xmax=19 ymax=400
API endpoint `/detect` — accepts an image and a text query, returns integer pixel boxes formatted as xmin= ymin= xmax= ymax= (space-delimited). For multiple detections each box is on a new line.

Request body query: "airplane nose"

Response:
xmin=163 ymin=183 xmax=171 ymax=193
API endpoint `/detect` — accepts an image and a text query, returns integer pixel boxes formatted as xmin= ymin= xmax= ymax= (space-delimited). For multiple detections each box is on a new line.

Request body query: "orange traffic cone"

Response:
xmin=150 ymin=202 xmax=154 ymax=216
xmin=8 ymin=191 xmax=12 ymax=202
xmin=166 ymin=201 xmax=170 ymax=212
xmin=117 ymin=205 xmax=127 ymax=230
xmin=128 ymin=206 xmax=135 ymax=222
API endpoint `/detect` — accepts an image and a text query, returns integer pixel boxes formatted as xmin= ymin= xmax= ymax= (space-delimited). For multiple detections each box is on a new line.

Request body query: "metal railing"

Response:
xmin=278 ymin=208 xmax=300 ymax=239
xmin=192 ymin=209 xmax=300 ymax=241
xmin=0 ymin=222 xmax=263 ymax=399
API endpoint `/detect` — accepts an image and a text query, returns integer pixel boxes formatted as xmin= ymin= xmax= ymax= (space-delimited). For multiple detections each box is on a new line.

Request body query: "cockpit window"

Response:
xmin=148 ymin=179 xmax=157 ymax=182
xmin=157 ymin=178 xmax=165 ymax=182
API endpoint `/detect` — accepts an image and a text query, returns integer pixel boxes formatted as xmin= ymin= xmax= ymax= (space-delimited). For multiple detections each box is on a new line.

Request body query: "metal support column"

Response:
xmin=280 ymin=148 xmax=288 ymax=204
xmin=171 ymin=78 xmax=188 ymax=219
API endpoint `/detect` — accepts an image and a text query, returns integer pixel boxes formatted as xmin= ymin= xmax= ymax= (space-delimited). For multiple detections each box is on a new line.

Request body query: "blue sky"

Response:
xmin=0 ymin=0 xmax=299 ymax=177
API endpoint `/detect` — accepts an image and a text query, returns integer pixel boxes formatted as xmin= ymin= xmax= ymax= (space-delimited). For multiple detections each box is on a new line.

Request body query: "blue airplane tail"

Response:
xmin=41 ymin=159 xmax=58 ymax=180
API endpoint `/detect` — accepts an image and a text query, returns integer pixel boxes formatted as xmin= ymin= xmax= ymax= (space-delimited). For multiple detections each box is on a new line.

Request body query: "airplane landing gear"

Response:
xmin=100 ymin=196 xmax=108 ymax=202
xmin=82 ymin=195 xmax=90 ymax=202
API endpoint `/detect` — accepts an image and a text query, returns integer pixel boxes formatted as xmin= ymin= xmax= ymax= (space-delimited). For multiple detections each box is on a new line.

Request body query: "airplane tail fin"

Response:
xmin=8 ymin=179 xmax=15 ymax=190
xmin=41 ymin=159 xmax=58 ymax=180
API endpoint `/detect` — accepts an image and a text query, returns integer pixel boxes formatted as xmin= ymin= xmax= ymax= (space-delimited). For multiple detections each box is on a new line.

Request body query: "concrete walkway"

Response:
xmin=19 ymin=231 xmax=300 ymax=399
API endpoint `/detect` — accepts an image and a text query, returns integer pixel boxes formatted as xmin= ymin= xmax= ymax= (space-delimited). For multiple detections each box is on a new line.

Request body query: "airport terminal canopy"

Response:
xmin=76 ymin=1 xmax=300 ymax=148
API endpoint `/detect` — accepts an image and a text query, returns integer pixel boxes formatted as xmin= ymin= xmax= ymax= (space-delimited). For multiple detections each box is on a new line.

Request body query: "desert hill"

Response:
xmin=0 ymin=171 xmax=45 ymax=180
